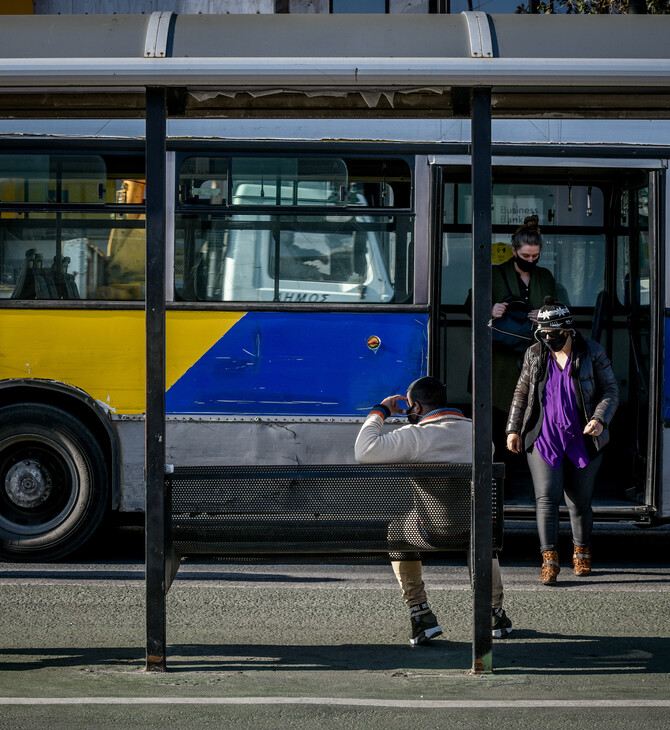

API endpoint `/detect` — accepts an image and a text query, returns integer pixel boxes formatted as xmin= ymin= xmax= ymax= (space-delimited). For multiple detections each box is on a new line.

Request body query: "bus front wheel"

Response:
xmin=0 ymin=404 xmax=108 ymax=562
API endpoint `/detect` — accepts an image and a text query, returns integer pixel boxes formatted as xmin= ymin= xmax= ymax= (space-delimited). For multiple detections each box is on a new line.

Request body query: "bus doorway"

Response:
xmin=433 ymin=158 xmax=665 ymax=522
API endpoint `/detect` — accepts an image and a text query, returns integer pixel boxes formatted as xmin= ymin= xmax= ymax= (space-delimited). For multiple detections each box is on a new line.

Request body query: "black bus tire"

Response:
xmin=0 ymin=403 xmax=109 ymax=562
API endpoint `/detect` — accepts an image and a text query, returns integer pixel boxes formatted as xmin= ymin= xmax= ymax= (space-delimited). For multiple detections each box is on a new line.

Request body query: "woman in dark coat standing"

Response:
xmin=490 ymin=215 xmax=557 ymax=417
xmin=506 ymin=298 xmax=619 ymax=585
xmin=467 ymin=215 xmax=557 ymax=465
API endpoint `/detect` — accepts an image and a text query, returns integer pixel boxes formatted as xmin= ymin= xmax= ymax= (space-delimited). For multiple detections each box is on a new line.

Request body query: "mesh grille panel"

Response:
xmin=169 ymin=463 xmax=504 ymax=555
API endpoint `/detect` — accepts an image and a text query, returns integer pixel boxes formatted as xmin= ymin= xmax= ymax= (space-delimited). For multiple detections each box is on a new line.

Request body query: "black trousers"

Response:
xmin=527 ymin=447 xmax=603 ymax=552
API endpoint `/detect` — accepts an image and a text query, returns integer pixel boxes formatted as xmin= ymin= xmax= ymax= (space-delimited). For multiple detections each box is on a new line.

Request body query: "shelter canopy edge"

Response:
xmin=0 ymin=13 xmax=669 ymax=119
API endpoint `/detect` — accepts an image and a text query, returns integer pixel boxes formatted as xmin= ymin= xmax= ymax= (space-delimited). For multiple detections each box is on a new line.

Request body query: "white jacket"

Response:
xmin=354 ymin=408 xmax=474 ymax=464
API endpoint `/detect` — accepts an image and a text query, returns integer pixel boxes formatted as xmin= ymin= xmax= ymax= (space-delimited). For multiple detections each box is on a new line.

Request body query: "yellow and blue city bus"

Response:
xmin=0 ymin=137 xmax=668 ymax=561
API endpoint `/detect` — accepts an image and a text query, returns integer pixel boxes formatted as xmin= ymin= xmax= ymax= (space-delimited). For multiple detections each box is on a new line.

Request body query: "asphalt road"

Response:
xmin=0 ymin=522 xmax=669 ymax=729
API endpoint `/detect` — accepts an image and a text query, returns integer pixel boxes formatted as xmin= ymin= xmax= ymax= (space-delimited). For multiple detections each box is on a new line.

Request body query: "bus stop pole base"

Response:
xmin=472 ymin=651 xmax=493 ymax=675
xmin=146 ymin=655 xmax=167 ymax=673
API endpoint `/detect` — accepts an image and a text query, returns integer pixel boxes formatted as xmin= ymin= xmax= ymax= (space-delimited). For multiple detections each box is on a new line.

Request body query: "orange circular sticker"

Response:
xmin=366 ymin=335 xmax=381 ymax=351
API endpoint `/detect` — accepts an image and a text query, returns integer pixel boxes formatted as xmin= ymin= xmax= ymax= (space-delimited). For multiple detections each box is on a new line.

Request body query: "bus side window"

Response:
xmin=0 ymin=156 xmax=146 ymax=301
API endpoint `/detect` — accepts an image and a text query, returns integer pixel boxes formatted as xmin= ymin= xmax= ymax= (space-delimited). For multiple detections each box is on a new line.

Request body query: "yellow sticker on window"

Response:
xmin=491 ymin=242 xmax=513 ymax=265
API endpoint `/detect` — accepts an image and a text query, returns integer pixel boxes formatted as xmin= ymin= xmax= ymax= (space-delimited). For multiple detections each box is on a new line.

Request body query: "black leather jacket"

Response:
xmin=505 ymin=332 xmax=619 ymax=454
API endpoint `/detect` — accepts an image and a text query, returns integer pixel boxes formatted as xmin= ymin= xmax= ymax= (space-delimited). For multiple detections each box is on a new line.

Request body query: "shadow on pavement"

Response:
xmin=0 ymin=648 xmax=145 ymax=672
xmin=0 ymin=642 xmax=470 ymax=673
xmin=494 ymin=633 xmax=670 ymax=674
xmin=0 ymin=568 xmax=347 ymax=585
xmin=167 ymin=642 xmax=472 ymax=673
xmin=2 ymin=635 xmax=670 ymax=675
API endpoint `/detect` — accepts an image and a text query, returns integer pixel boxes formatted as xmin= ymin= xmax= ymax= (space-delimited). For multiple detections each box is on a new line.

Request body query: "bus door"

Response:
xmin=431 ymin=157 xmax=665 ymax=520
xmin=428 ymin=160 xmax=472 ymax=410
xmin=616 ymin=172 xmax=665 ymax=518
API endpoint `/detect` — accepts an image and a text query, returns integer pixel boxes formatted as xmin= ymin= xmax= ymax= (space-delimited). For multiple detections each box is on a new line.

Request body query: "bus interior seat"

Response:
xmin=178 ymin=247 xmax=207 ymax=301
xmin=11 ymin=249 xmax=80 ymax=300
xmin=51 ymin=255 xmax=80 ymax=300
xmin=10 ymin=249 xmax=36 ymax=299
xmin=11 ymin=249 xmax=56 ymax=299
xmin=184 ymin=240 xmax=226 ymax=301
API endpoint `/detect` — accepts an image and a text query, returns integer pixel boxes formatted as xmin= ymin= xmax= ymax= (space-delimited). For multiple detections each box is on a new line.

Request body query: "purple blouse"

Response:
xmin=535 ymin=353 xmax=590 ymax=470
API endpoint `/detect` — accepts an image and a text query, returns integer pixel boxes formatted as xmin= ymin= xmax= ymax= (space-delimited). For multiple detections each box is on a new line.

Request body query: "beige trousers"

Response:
xmin=391 ymin=555 xmax=504 ymax=611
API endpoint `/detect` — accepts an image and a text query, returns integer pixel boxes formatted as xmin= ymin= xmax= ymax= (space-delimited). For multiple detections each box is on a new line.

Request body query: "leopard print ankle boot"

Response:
xmin=573 ymin=545 xmax=592 ymax=576
xmin=541 ymin=550 xmax=560 ymax=585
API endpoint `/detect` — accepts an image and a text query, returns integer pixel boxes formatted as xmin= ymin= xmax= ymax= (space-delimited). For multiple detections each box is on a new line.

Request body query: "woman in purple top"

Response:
xmin=505 ymin=298 xmax=619 ymax=585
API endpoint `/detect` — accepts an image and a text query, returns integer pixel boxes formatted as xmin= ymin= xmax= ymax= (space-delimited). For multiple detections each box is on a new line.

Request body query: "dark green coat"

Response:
xmin=490 ymin=258 xmax=556 ymax=412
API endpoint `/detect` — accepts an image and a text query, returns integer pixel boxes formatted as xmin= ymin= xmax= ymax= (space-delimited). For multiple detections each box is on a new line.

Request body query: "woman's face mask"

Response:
xmin=514 ymin=255 xmax=538 ymax=273
xmin=514 ymin=245 xmax=541 ymax=274
xmin=538 ymin=329 xmax=570 ymax=352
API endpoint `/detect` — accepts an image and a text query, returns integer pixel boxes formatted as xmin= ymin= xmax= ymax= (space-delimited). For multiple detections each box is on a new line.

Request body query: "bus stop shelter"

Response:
xmin=0 ymin=10 xmax=669 ymax=674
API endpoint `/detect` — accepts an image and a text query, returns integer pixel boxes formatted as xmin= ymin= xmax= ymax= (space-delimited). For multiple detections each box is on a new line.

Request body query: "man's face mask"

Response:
xmin=406 ymin=401 xmax=421 ymax=424
xmin=538 ymin=330 xmax=569 ymax=352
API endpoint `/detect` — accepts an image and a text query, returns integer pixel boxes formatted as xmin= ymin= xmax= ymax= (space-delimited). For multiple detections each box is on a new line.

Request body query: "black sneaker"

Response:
xmin=409 ymin=606 xmax=443 ymax=645
xmin=492 ymin=608 xmax=513 ymax=638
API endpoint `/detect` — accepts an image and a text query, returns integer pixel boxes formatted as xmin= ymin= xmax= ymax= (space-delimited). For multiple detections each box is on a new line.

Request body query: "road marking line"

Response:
xmin=1 ymin=698 xmax=669 ymax=708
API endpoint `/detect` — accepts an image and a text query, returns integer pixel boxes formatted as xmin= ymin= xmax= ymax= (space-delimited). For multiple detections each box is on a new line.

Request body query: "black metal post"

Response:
xmin=470 ymin=87 xmax=493 ymax=674
xmin=145 ymin=86 xmax=168 ymax=673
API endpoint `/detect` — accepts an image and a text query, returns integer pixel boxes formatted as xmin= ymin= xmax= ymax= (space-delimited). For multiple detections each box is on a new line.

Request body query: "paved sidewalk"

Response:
xmin=1 ymin=552 xmax=669 ymax=729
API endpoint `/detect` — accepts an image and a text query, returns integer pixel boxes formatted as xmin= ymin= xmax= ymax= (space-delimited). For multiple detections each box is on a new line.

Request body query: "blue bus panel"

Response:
xmin=166 ymin=311 xmax=429 ymax=417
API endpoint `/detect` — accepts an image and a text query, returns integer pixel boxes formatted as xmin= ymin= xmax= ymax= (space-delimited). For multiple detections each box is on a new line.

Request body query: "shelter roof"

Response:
xmin=0 ymin=12 xmax=669 ymax=118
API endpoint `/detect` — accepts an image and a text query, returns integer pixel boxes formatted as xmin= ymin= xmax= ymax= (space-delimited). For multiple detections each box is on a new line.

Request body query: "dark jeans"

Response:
xmin=527 ymin=446 xmax=603 ymax=552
